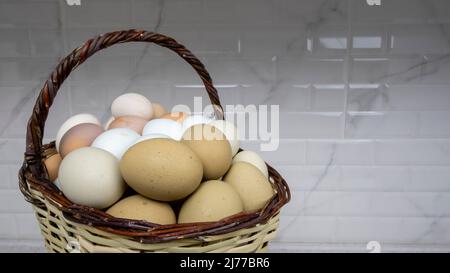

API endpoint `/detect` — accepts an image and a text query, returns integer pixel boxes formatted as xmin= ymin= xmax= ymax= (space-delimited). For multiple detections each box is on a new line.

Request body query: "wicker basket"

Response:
xmin=18 ymin=30 xmax=291 ymax=253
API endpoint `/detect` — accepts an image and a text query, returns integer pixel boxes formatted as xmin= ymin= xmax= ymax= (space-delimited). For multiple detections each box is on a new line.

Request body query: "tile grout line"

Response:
xmin=332 ymin=0 xmax=355 ymax=244
xmin=342 ymin=0 xmax=353 ymax=140
xmin=57 ymin=0 xmax=73 ymax=116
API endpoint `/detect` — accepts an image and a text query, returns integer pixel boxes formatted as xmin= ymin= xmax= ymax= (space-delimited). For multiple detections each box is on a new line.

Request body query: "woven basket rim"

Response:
xmin=18 ymin=29 xmax=291 ymax=243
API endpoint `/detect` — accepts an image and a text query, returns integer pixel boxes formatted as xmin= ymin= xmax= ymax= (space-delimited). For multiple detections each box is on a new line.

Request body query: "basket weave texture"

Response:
xmin=18 ymin=30 xmax=291 ymax=253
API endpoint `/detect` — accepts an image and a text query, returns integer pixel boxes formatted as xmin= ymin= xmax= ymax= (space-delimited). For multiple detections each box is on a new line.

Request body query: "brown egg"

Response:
xmin=120 ymin=139 xmax=203 ymax=201
xmin=106 ymin=195 xmax=176 ymax=225
xmin=181 ymin=124 xmax=232 ymax=180
xmin=178 ymin=180 xmax=243 ymax=223
xmin=161 ymin=112 xmax=189 ymax=123
xmin=107 ymin=115 xmax=148 ymax=134
xmin=151 ymin=103 xmax=167 ymax=119
xmin=43 ymin=153 xmax=62 ymax=181
xmin=59 ymin=123 xmax=104 ymax=158
xmin=223 ymin=162 xmax=274 ymax=211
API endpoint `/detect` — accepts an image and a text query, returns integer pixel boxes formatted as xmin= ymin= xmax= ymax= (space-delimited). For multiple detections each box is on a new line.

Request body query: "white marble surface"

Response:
xmin=1 ymin=0 xmax=450 ymax=252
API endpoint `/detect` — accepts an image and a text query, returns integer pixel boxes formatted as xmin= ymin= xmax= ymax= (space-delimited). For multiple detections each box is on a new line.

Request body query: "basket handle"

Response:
xmin=25 ymin=30 xmax=223 ymax=175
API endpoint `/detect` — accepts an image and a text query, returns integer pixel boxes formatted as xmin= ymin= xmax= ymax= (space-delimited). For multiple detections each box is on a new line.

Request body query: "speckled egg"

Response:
xmin=120 ymin=138 xmax=203 ymax=201
xmin=182 ymin=124 xmax=232 ymax=180
xmin=232 ymin=150 xmax=269 ymax=178
xmin=178 ymin=180 xmax=243 ymax=223
xmin=106 ymin=195 xmax=176 ymax=225
xmin=210 ymin=120 xmax=240 ymax=156
xmin=223 ymin=162 xmax=274 ymax=211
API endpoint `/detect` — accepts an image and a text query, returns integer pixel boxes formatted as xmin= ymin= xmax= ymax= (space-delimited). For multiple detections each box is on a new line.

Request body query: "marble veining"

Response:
xmin=1 ymin=0 xmax=450 ymax=252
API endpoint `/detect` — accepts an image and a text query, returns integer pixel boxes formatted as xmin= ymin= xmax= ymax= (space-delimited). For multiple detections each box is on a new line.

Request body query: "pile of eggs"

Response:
xmin=44 ymin=93 xmax=274 ymax=225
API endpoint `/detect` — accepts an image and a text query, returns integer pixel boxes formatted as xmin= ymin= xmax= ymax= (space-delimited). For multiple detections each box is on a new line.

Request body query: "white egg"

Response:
xmin=182 ymin=114 xmax=214 ymax=133
xmin=55 ymin=113 xmax=101 ymax=152
xmin=143 ymin=119 xmax=183 ymax=140
xmin=54 ymin=178 xmax=61 ymax=190
xmin=131 ymin=134 xmax=171 ymax=146
xmin=91 ymin=128 xmax=140 ymax=160
xmin=111 ymin=93 xmax=153 ymax=119
xmin=210 ymin=120 xmax=240 ymax=156
xmin=232 ymin=150 xmax=269 ymax=178
xmin=103 ymin=116 xmax=115 ymax=130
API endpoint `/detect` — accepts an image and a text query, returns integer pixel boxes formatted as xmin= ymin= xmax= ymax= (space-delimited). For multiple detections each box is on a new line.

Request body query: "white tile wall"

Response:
xmin=0 ymin=0 xmax=450 ymax=253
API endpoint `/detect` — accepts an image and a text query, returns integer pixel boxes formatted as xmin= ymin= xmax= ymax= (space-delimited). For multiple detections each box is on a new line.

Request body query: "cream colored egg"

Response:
xmin=232 ymin=150 xmax=269 ymax=178
xmin=120 ymin=139 xmax=203 ymax=201
xmin=152 ymin=103 xmax=167 ymax=118
xmin=59 ymin=123 xmax=104 ymax=158
xmin=178 ymin=180 xmax=243 ymax=224
xmin=210 ymin=120 xmax=240 ymax=156
xmin=91 ymin=128 xmax=140 ymax=160
xmin=111 ymin=93 xmax=153 ymax=119
xmin=56 ymin=114 xmax=101 ymax=152
xmin=58 ymin=147 xmax=127 ymax=209
xmin=223 ymin=162 xmax=274 ymax=211
xmin=182 ymin=124 xmax=232 ymax=180
xmin=106 ymin=195 xmax=176 ymax=225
